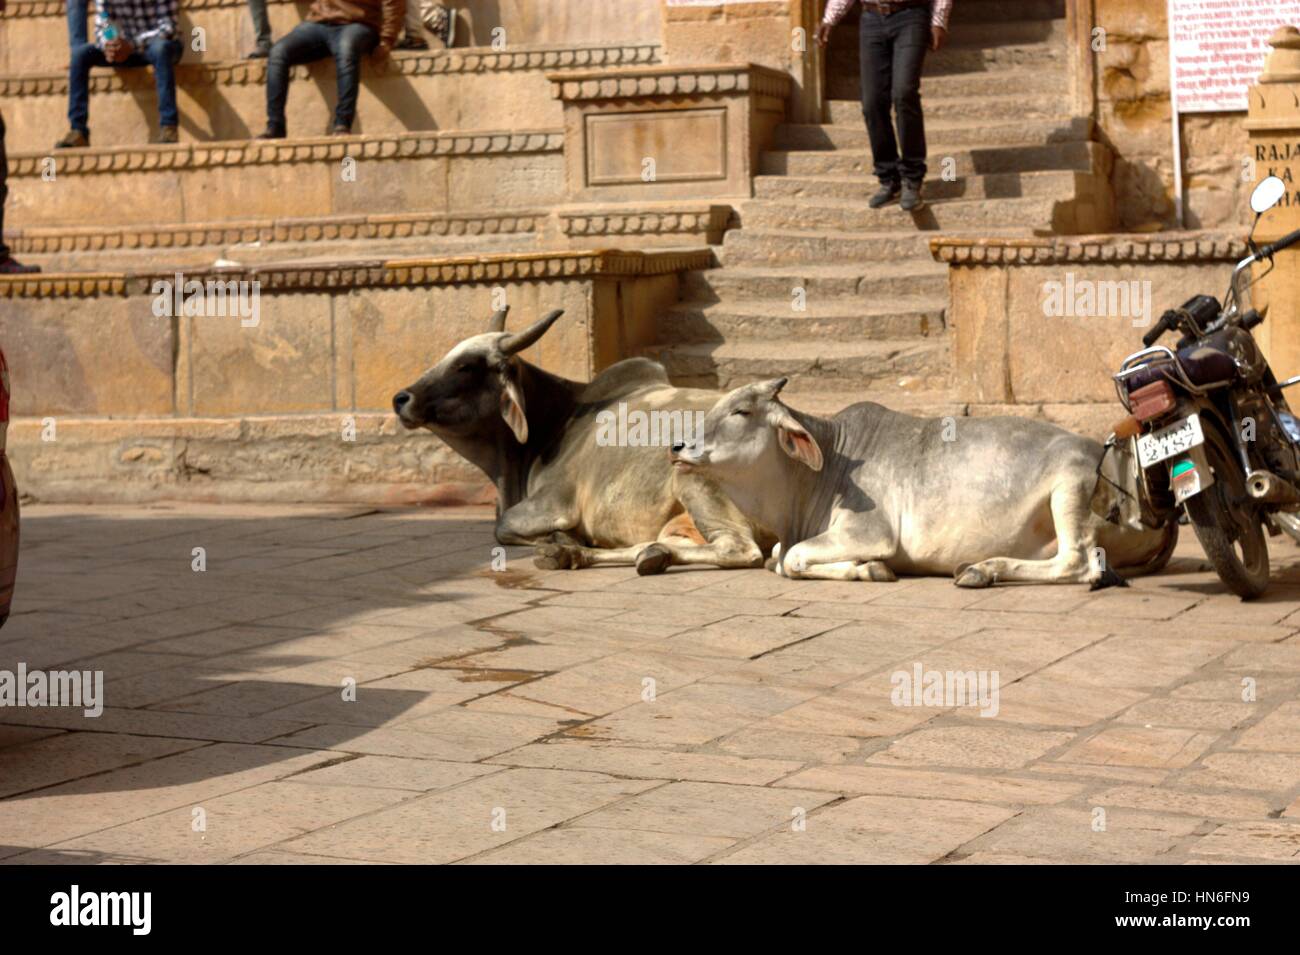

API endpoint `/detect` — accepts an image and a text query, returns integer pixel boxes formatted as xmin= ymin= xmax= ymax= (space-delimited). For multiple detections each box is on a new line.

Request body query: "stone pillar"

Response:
xmin=659 ymin=0 xmax=820 ymax=122
xmin=1067 ymin=0 xmax=1097 ymax=121
xmin=1246 ymin=26 xmax=1300 ymax=379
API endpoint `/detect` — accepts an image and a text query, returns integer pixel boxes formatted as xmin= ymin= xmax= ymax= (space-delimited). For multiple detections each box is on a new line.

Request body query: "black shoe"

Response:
xmin=394 ymin=34 xmax=430 ymax=50
xmin=329 ymin=124 xmax=352 ymax=136
xmin=54 ymin=129 xmax=90 ymax=149
xmin=900 ymin=180 xmax=925 ymax=212
xmin=868 ymin=182 xmax=900 ymax=208
xmin=256 ymin=125 xmax=286 ymax=140
xmin=0 ymin=257 xmax=41 ymax=275
xmin=245 ymin=44 xmax=272 ymax=59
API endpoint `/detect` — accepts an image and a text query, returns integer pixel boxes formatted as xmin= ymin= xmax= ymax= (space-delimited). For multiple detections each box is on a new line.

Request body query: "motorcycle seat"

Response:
xmin=1126 ymin=342 xmax=1238 ymax=391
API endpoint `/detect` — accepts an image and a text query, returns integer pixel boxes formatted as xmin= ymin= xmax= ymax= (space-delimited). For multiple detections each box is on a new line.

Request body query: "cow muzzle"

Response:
xmin=392 ymin=390 xmax=420 ymax=428
xmin=670 ymin=442 xmax=704 ymax=471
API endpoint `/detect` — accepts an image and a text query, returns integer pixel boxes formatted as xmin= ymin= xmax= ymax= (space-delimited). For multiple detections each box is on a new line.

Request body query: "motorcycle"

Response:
xmin=1109 ymin=175 xmax=1300 ymax=599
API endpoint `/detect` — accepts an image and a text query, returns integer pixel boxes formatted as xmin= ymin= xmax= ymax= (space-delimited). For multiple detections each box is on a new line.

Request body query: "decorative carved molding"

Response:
xmin=0 ymin=44 xmax=661 ymax=96
xmin=383 ymin=249 xmax=716 ymax=285
xmin=549 ymin=63 xmax=793 ymax=102
xmin=8 ymin=128 xmax=562 ymax=177
xmin=9 ymin=211 xmax=545 ymax=255
xmin=5 ymin=0 xmax=358 ymax=16
xmin=0 ymin=249 xmax=715 ymax=297
xmin=558 ymin=205 xmax=733 ymax=238
xmin=0 ymin=274 xmax=129 ymax=298
xmin=929 ymin=234 xmax=1248 ymax=265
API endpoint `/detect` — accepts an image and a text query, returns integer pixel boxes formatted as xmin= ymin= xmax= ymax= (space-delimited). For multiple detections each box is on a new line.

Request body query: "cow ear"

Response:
xmin=500 ymin=375 xmax=528 ymax=444
xmin=775 ymin=415 xmax=822 ymax=471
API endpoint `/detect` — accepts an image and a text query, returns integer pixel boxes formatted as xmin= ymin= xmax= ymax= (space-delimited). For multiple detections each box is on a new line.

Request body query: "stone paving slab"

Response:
xmin=3 ymin=503 xmax=1300 ymax=864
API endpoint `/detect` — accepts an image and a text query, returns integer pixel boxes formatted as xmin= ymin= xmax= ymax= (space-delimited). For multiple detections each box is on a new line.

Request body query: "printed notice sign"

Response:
xmin=1168 ymin=0 xmax=1300 ymax=112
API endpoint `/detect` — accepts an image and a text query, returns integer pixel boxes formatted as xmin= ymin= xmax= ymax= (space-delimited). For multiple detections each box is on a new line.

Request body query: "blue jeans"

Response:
xmin=859 ymin=6 xmax=930 ymax=185
xmin=265 ymin=21 xmax=378 ymax=133
xmin=67 ymin=0 xmax=90 ymax=46
xmin=247 ymin=0 xmax=273 ymax=49
xmin=68 ymin=39 xmax=184 ymax=133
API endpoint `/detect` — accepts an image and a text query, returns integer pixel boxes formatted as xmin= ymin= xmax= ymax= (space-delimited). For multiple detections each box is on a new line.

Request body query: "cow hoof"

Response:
xmin=635 ymin=543 xmax=673 ymax=576
xmin=861 ymin=561 xmax=897 ymax=583
xmin=954 ymin=564 xmax=993 ymax=588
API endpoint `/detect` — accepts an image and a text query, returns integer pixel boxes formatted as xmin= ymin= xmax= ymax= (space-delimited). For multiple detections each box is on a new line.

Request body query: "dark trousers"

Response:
xmin=68 ymin=39 xmax=184 ymax=133
xmin=265 ymin=21 xmax=379 ymax=133
xmin=859 ymin=6 xmax=930 ymax=186
xmin=67 ymin=0 xmax=90 ymax=46
xmin=247 ymin=0 xmax=273 ymax=49
xmin=0 ymin=111 xmax=9 ymax=259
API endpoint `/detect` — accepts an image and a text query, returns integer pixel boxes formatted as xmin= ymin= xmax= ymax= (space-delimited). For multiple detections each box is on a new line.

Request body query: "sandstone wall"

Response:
xmin=455 ymin=0 xmax=663 ymax=47
xmin=660 ymin=0 xmax=819 ymax=122
xmin=1094 ymin=0 xmax=1250 ymax=231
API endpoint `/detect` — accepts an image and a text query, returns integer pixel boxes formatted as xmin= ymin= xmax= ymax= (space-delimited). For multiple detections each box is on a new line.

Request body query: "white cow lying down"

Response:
xmin=670 ymin=378 xmax=1176 ymax=587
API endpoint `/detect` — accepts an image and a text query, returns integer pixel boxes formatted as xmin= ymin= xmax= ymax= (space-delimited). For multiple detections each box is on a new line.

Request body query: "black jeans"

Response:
xmin=265 ymin=21 xmax=379 ymax=133
xmin=0 ymin=111 xmax=9 ymax=259
xmin=859 ymin=6 xmax=930 ymax=186
xmin=0 ymin=111 xmax=8 ymax=259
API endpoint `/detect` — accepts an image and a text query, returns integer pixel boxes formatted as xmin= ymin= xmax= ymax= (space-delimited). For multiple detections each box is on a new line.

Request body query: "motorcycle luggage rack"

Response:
xmin=1112 ymin=344 xmax=1211 ymax=410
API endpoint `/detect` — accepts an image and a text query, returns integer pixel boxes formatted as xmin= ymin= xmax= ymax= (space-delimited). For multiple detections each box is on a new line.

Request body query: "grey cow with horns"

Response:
xmin=669 ymin=377 xmax=1178 ymax=587
xmin=392 ymin=306 xmax=773 ymax=575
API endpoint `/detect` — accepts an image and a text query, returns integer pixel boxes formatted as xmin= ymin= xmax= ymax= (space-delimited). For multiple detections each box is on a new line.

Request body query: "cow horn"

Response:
xmin=487 ymin=306 xmax=510 ymax=333
xmin=499 ymin=309 xmax=565 ymax=356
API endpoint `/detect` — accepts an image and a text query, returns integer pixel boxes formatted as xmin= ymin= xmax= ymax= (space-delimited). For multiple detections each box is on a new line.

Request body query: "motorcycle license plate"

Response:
xmin=1137 ymin=413 xmax=1205 ymax=469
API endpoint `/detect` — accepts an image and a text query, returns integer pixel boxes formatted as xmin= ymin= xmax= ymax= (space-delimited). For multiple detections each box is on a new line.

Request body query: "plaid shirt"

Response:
xmin=823 ymin=0 xmax=953 ymax=31
xmin=92 ymin=0 xmax=178 ymax=49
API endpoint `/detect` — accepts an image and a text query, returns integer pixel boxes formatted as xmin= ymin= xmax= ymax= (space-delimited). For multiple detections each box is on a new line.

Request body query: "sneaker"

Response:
xmin=0 ymin=257 xmax=41 ymax=275
xmin=422 ymin=3 xmax=456 ymax=47
xmin=329 ymin=124 xmax=352 ymax=136
xmin=900 ymin=180 xmax=926 ymax=212
xmin=53 ymin=129 xmax=90 ymax=149
xmin=255 ymin=125 xmax=286 ymax=140
xmin=868 ymin=182 xmax=899 ymax=209
xmin=154 ymin=126 xmax=179 ymax=144
xmin=245 ymin=44 xmax=272 ymax=59
xmin=394 ymin=34 xmax=430 ymax=50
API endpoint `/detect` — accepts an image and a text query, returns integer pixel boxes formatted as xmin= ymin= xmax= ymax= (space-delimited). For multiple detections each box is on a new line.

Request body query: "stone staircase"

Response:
xmin=645 ymin=0 xmax=1115 ymax=416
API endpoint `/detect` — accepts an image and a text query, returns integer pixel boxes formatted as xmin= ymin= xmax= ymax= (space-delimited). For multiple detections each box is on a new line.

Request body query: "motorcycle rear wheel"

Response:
xmin=1184 ymin=429 xmax=1270 ymax=599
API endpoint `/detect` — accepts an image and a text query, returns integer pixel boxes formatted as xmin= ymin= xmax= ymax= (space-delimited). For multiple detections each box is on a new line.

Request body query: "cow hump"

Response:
xmin=578 ymin=358 xmax=672 ymax=403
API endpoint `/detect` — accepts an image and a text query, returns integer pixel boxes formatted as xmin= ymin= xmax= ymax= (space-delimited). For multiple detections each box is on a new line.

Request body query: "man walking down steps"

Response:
xmin=817 ymin=0 xmax=953 ymax=212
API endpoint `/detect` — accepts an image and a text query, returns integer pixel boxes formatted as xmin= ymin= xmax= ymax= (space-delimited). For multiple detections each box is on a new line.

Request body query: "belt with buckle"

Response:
xmin=862 ymin=0 xmax=928 ymax=16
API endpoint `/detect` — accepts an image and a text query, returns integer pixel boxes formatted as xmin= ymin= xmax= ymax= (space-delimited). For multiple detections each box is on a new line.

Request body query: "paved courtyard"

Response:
xmin=1 ymin=502 xmax=1299 ymax=864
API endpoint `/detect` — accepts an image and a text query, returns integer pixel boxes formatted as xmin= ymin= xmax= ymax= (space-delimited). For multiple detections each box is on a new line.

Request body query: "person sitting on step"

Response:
xmin=257 ymin=0 xmax=406 ymax=139
xmin=54 ymin=0 xmax=184 ymax=148
xmin=817 ymin=0 xmax=953 ymax=213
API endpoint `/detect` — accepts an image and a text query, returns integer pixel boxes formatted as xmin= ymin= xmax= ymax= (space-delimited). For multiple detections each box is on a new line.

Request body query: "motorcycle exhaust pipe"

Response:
xmin=1246 ymin=470 xmax=1300 ymax=506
